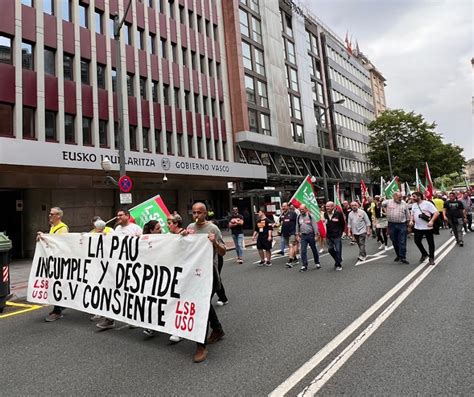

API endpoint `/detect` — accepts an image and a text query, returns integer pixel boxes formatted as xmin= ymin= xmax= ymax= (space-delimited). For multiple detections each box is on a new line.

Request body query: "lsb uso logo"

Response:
xmin=175 ymin=301 xmax=196 ymax=331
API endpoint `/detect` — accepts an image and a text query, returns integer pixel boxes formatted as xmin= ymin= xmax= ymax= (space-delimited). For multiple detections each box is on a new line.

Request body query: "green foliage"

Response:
xmin=367 ymin=109 xmax=466 ymax=183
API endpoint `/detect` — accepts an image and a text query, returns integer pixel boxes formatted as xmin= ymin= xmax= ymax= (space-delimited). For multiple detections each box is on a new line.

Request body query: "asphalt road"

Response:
xmin=2 ymin=229 xmax=472 ymax=396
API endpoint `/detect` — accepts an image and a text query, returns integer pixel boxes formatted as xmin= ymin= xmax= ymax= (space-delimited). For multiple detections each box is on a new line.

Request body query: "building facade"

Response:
xmin=0 ymin=0 xmax=265 ymax=258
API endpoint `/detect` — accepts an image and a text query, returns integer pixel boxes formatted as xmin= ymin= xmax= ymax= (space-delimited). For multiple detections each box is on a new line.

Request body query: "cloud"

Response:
xmin=299 ymin=0 xmax=474 ymax=159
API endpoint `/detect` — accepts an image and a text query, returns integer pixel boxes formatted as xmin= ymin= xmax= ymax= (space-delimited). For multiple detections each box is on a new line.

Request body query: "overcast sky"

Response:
xmin=298 ymin=0 xmax=473 ymax=160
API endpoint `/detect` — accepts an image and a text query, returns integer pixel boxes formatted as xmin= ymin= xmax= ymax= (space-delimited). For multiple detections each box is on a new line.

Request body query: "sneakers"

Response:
xmin=378 ymin=244 xmax=385 ymax=250
xmin=358 ymin=256 xmax=367 ymax=261
xmin=265 ymin=261 xmax=272 ymax=267
xmin=90 ymin=314 xmax=102 ymax=321
xmin=335 ymin=265 xmax=343 ymax=271
xmin=400 ymin=259 xmax=410 ymax=264
xmin=96 ymin=318 xmax=115 ymax=329
xmin=143 ymin=329 xmax=156 ymax=336
xmin=315 ymin=263 xmax=321 ymax=269
xmin=459 ymin=242 xmax=464 ymax=247
xmin=428 ymin=258 xmax=435 ymax=266
xmin=237 ymin=258 xmax=243 ymax=264
xmin=384 ymin=245 xmax=390 ymax=251
xmin=419 ymin=254 xmax=428 ymax=264
xmin=285 ymin=259 xmax=295 ymax=268
xmin=350 ymin=241 xmax=355 ymax=245
xmin=193 ymin=345 xmax=208 ymax=363
xmin=207 ymin=329 xmax=225 ymax=344
xmin=299 ymin=266 xmax=308 ymax=272
xmin=216 ymin=300 xmax=229 ymax=306
xmin=45 ymin=312 xmax=63 ymax=322
xmin=257 ymin=260 xmax=265 ymax=267
xmin=394 ymin=256 xmax=400 ymax=262
xmin=169 ymin=335 xmax=183 ymax=343
xmin=319 ymin=248 xmax=325 ymax=254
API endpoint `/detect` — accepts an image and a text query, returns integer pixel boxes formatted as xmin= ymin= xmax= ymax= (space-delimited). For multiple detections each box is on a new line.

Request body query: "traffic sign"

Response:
xmin=118 ymin=175 xmax=133 ymax=193
xmin=120 ymin=193 xmax=132 ymax=204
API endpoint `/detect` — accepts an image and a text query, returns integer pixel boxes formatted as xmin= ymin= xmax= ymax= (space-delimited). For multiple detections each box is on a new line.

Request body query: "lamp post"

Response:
xmin=316 ymin=99 xmax=345 ymax=201
xmin=114 ymin=0 xmax=132 ymax=178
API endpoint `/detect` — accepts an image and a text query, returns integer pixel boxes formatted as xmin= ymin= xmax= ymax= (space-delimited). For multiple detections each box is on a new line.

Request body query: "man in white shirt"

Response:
xmin=410 ymin=192 xmax=439 ymax=265
xmin=96 ymin=208 xmax=142 ymax=329
xmin=347 ymin=202 xmax=372 ymax=261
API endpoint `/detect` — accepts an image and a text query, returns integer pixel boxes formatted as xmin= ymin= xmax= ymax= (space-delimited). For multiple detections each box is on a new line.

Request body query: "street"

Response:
xmin=2 ymin=230 xmax=472 ymax=396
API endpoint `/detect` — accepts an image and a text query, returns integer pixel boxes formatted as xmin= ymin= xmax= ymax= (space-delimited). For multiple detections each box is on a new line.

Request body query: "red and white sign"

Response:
xmin=118 ymin=175 xmax=133 ymax=193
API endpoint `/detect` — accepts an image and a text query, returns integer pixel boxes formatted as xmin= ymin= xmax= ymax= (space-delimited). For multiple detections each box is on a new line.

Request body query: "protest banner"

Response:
xmin=28 ymin=233 xmax=213 ymax=343
xmin=360 ymin=179 xmax=369 ymax=205
xmin=129 ymin=195 xmax=171 ymax=232
xmin=384 ymin=177 xmax=400 ymax=199
xmin=290 ymin=175 xmax=321 ymax=221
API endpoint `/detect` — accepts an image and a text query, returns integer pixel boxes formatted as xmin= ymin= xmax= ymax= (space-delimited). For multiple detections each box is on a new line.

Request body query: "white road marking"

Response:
xmin=299 ymin=239 xmax=457 ymax=396
xmin=269 ymin=236 xmax=455 ymax=397
xmin=354 ymin=255 xmax=388 ymax=266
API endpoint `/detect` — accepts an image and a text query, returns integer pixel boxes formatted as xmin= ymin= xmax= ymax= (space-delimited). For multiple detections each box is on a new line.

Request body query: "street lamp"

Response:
xmin=315 ymin=98 xmax=345 ymax=201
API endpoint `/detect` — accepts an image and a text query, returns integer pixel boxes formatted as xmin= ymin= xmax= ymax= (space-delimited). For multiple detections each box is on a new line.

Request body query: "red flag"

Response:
xmin=345 ymin=32 xmax=353 ymax=54
xmin=334 ymin=183 xmax=343 ymax=212
xmin=360 ymin=179 xmax=368 ymax=206
xmin=424 ymin=162 xmax=433 ymax=200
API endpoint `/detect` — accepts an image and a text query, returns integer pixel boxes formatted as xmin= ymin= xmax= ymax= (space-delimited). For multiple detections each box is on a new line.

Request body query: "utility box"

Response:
xmin=0 ymin=232 xmax=12 ymax=313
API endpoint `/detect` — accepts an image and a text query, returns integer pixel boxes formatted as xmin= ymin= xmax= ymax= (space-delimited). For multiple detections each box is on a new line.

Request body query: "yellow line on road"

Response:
xmin=0 ymin=302 xmax=43 ymax=319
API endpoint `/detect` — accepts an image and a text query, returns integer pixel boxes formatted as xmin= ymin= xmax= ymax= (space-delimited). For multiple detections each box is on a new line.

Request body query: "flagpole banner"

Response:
xmin=129 ymin=194 xmax=171 ymax=232
xmin=28 ymin=233 xmax=213 ymax=343
xmin=424 ymin=162 xmax=433 ymax=200
xmin=360 ymin=179 xmax=368 ymax=205
xmin=290 ymin=175 xmax=321 ymax=221
xmin=384 ymin=177 xmax=400 ymax=199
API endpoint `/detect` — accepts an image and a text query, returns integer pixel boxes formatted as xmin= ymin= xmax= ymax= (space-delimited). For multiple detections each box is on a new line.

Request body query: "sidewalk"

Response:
xmin=7 ymin=231 xmax=256 ymax=302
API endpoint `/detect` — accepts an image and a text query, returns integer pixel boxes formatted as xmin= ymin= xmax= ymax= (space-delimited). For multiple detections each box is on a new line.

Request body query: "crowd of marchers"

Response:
xmin=36 ymin=189 xmax=471 ymax=363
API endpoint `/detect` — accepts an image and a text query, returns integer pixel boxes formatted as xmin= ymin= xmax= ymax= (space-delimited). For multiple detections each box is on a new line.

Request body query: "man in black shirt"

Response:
xmin=443 ymin=192 xmax=467 ymax=246
xmin=324 ymin=201 xmax=346 ymax=271
xmin=279 ymin=202 xmax=298 ymax=266
xmin=228 ymin=207 xmax=245 ymax=264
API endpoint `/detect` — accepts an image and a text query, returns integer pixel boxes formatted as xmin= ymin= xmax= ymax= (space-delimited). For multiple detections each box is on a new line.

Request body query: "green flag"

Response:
xmin=290 ymin=175 xmax=321 ymax=221
xmin=129 ymin=194 xmax=171 ymax=232
xmin=384 ymin=177 xmax=399 ymax=199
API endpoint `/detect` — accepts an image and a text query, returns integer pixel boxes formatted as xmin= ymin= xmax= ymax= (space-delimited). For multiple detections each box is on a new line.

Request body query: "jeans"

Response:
xmin=354 ymin=234 xmax=367 ymax=258
xmin=463 ymin=213 xmax=472 ymax=232
xmin=300 ymin=233 xmax=319 ymax=267
xmin=280 ymin=237 xmax=286 ymax=253
xmin=414 ymin=228 xmax=435 ymax=259
xmin=327 ymin=237 xmax=342 ymax=267
xmin=376 ymin=228 xmax=388 ymax=245
xmin=388 ymin=222 xmax=408 ymax=260
xmin=450 ymin=218 xmax=464 ymax=243
xmin=232 ymin=233 xmax=244 ymax=258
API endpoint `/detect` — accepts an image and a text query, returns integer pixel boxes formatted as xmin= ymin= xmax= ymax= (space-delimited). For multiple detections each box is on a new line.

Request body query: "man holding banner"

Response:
xmin=185 ymin=202 xmax=226 ymax=363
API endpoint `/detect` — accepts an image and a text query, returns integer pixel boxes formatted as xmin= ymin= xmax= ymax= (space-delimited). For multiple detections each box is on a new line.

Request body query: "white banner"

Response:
xmin=27 ymin=233 xmax=213 ymax=343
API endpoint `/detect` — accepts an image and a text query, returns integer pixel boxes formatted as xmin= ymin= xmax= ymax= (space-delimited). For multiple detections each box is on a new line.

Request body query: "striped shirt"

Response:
xmin=383 ymin=199 xmax=410 ymax=223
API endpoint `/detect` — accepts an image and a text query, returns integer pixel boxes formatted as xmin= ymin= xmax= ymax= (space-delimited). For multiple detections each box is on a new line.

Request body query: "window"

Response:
xmin=158 ymin=0 xmax=165 ymax=13
xmin=143 ymin=127 xmax=150 ymax=151
xmin=127 ymin=74 xmax=134 ymax=96
xmin=22 ymin=0 xmax=33 ymax=7
xmin=152 ymin=81 xmax=159 ymax=102
xmin=168 ymin=0 xmax=175 ymax=19
xmin=45 ymin=111 xmax=56 ymax=140
xmin=23 ymin=107 xmax=35 ymax=139
xmin=124 ymin=23 xmax=132 ymax=46
xmin=242 ymin=41 xmax=252 ymax=70
xmin=213 ymin=24 xmax=218 ymax=43
xmin=63 ymin=53 xmax=74 ymax=80
xmin=184 ymin=91 xmax=191 ymax=111
xmin=82 ymin=117 xmax=92 ymax=145
xmin=95 ymin=10 xmax=103 ymax=34
xmin=148 ymin=33 xmax=156 ymax=54
xmin=206 ymin=138 xmax=211 ymax=158
xmin=205 ymin=21 xmax=211 ymax=38
xmin=97 ymin=64 xmax=106 ymax=89
xmin=65 ymin=114 xmax=75 ymax=144
xmin=260 ymin=113 xmax=270 ymax=135
xmin=188 ymin=10 xmax=194 ymax=29
xmin=99 ymin=120 xmax=108 ymax=147
xmin=140 ymin=77 xmax=147 ymax=99
xmin=44 ymin=0 xmax=54 ymax=15
xmin=79 ymin=3 xmax=88 ymax=28
xmin=22 ymin=42 xmax=34 ymax=70
xmin=137 ymin=28 xmax=145 ymax=50
xmin=288 ymin=67 xmax=298 ymax=91
xmin=155 ymin=129 xmax=162 ymax=153
xmin=285 ymin=40 xmax=295 ymax=64
xmin=44 ymin=48 xmax=55 ymax=75
xmin=111 ymin=68 xmax=117 ymax=92
xmin=257 ymin=80 xmax=267 ymax=107
xmin=290 ymin=94 xmax=301 ymax=120
xmin=216 ymin=63 xmax=221 ymax=80
xmin=166 ymin=131 xmax=173 ymax=155
xmin=248 ymin=109 xmax=257 ymax=132
xmin=177 ymin=134 xmax=183 ymax=156
xmin=0 ymin=103 xmax=13 ymax=136
xmin=239 ymin=9 xmax=249 ymax=37
xmin=181 ymin=47 xmax=188 ymax=67
xmin=214 ymin=140 xmax=221 ymax=161
xmin=251 ymin=16 xmax=262 ymax=43
xmin=245 ymin=75 xmax=255 ymax=104
xmin=197 ymin=15 xmax=202 ymax=33
xmin=200 ymin=55 xmax=206 ymax=74
xmin=114 ymin=122 xmax=119 ymax=148
xmin=254 ymin=47 xmax=265 ymax=75
xmin=187 ymin=135 xmax=193 ymax=157
xmin=163 ymin=85 xmax=170 ymax=106
xmin=291 ymin=123 xmax=304 ymax=143
xmin=172 ymin=44 xmax=178 ymax=63
xmin=284 ymin=14 xmax=293 ymax=37
xmin=0 ymin=36 xmax=12 ymax=65
xmin=316 ymin=82 xmax=324 ymax=103
xmin=161 ymin=38 xmax=167 ymax=58
xmin=129 ymin=126 xmax=137 ymax=151
xmin=191 ymin=51 xmax=197 ymax=70
xmin=197 ymin=137 xmax=203 ymax=158
xmin=179 ymin=6 xmax=185 ymax=24
xmin=109 ymin=17 xmax=115 ymax=39
xmin=208 ymin=59 xmax=213 ymax=77
xmin=62 ymin=0 xmax=72 ymax=22
xmin=174 ymin=88 xmax=180 ymax=108
xmin=194 ymin=94 xmax=200 ymax=113
xmin=80 ymin=59 xmax=90 ymax=84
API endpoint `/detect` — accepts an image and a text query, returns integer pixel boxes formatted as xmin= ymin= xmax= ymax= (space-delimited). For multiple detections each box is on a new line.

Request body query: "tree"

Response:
xmin=367 ymin=109 xmax=465 ymax=183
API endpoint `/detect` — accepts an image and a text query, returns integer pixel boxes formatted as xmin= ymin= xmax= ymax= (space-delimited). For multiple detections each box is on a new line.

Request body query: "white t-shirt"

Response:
xmin=115 ymin=223 xmax=143 ymax=237
xmin=411 ymin=201 xmax=437 ymax=230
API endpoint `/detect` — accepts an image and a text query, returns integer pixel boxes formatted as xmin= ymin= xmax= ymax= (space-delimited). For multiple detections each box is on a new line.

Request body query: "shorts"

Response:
xmin=257 ymin=237 xmax=272 ymax=251
xmin=284 ymin=234 xmax=297 ymax=246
